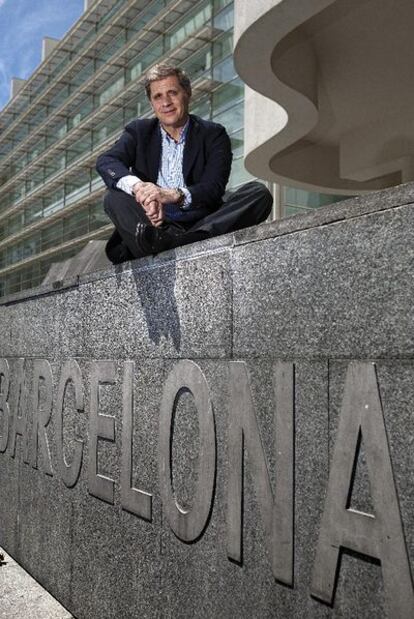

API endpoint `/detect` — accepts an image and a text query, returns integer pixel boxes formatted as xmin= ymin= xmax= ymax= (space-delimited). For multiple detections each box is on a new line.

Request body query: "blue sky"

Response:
xmin=0 ymin=0 xmax=84 ymax=109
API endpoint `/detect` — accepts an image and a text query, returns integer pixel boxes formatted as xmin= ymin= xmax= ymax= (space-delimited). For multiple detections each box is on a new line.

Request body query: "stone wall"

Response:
xmin=0 ymin=184 xmax=413 ymax=618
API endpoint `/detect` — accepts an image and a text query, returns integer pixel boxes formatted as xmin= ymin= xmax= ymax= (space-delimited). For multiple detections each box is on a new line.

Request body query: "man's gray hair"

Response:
xmin=144 ymin=64 xmax=192 ymax=99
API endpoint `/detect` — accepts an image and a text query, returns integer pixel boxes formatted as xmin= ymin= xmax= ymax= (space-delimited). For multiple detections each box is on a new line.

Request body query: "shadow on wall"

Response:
xmin=130 ymin=257 xmax=181 ymax=351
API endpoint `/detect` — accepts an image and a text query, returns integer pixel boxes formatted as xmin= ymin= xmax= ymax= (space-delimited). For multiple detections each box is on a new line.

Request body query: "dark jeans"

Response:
xmin=103 ymin=181 xmax=273 ymax=263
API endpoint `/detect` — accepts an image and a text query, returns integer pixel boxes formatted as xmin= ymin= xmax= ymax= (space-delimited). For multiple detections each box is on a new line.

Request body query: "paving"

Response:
xmin=0 ymin=547 xmax=73 ymax=619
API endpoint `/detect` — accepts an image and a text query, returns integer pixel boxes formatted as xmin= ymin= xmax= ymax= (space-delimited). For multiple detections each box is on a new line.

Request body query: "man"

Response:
xmin=96 ymin=64 xmax=272 ymax=263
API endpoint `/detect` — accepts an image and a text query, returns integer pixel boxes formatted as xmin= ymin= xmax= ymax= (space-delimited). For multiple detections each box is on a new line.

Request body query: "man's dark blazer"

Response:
xmin=96 ymin=114 xmax=233 ymax=220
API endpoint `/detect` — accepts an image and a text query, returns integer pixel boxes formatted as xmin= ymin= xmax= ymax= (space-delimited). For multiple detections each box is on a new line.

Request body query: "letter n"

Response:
xmin=227 ymin=361 xmax=294 ymax=585
xmin=311 ymin=362 xmax=414 ymax=618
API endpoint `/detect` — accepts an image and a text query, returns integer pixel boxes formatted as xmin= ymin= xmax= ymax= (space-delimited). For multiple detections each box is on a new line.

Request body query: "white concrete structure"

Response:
xmin=10 ymin=78 xmax=27 ymax=99
xmin=41 ymin=37 xmax=60 ymax=62
xmin=234 ymin=0 xmax=414 ymax=193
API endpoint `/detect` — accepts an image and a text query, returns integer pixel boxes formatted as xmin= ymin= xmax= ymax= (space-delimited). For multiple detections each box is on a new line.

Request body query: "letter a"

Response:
xmin=311 ymin=362 xmax=413 ymax=618
xmin=227 ymin=361 xmax=294 ymax=585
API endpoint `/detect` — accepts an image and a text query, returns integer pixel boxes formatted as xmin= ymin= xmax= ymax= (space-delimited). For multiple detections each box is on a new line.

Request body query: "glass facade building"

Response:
xmin=0 ymin=0 xmax=341 ymax=298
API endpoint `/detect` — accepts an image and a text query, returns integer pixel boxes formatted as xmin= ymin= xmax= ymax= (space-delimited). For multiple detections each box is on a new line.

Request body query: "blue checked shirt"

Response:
xmin=157 ymin=121 xmax=192 ymax=220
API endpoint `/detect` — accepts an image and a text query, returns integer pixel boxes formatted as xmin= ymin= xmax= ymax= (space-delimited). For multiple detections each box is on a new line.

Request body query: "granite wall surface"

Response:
xmin=0 ymin=183 xmax=413 ymax=618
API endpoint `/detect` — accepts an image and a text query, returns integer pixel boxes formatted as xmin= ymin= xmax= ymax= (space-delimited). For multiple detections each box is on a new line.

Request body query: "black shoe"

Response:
xmin=108 ymin=243 xmax=134 ymax=264
xmin=134 ymin=223 xmax=176 ymax=256
xmin=105 ymin=230 xmax=134 ymax=264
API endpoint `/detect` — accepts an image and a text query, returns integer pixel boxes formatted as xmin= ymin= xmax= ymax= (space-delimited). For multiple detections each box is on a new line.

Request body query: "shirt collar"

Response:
xmin=159 ymin=118 xmax=190 ymax=144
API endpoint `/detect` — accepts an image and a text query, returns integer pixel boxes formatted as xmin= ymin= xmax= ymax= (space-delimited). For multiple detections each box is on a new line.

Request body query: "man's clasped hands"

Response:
xmin=133 ymin=182 xmax=182 ymax=227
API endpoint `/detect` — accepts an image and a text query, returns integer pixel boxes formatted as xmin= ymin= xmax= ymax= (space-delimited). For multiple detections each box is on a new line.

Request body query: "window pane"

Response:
xmin=213 ymin=0 xmax=233 ymax=15
xmin=191 ymin=97 xmax=210 ymax=119
xmin=128 ymin=0 xmax=166 ymax=38
xmin=139 ymin=40 xmax=164 ymax=72
xmin=213 ymin=102 xmax=243 ymax=134
xmin=92 ymin=109 xmax=124 ymax=147
xmin=63 ymin=210 xmax=89 ymax=241
xmin=90 ymin=202 xmax=109 ymax=231
xmin=98 ymin=75 xmax=125 ymax=107
xmin=183 ymin=48 xmax=212 ymax=82
xmin=166 ymin=4 xmax=212 ymax=51
xmin=41 ymin=221 xmax=63 ymax=251
xmin=25 ymin=204 xmax=44 ymax=225
xmin=213 ymin=3 xmax=234 ymax=31
xmin=230 ymin=129 xmax=243 ymax=157
xmin=228 ymin=156 xmax=255 ymax=189
xmin=43 ymin=189 xmax=65 ymax=217
xmin=284 ymin=187 xmax=345 ymax=212
xmin=99 ymin=32 xmax=126 ymax=65
xmin=68 ymin=96 xmax=94 ymax=130
xmin=212 ymin=55 xmax=237 ymax=84
xmin=212 ymin=79 xmax=243 ymax=115
xmin=212 ymin=30 xmax=233 ymax=64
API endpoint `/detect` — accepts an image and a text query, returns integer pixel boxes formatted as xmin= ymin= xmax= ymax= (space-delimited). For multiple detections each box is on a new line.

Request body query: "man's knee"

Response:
xmin=103 ymin=189 xmax=118 ymax=217
xmin=244 ymin=181 xmax=273 ymax=219
xmin=246 ymin=180 xmax=272 ymax=200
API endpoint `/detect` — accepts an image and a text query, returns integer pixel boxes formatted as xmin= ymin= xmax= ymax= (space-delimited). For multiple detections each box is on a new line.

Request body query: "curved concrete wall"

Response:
xmin=0 ymin=185 xmax=413 ymax=617
xmin=234 ymin=0 xmax=414 ymax=193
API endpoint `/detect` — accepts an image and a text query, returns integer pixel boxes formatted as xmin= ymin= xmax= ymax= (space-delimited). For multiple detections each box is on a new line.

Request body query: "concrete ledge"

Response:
xmin=3 ymin=180 xmax=414 ymax=306
xmin=0 ymin=183 xmax=413 ymax=618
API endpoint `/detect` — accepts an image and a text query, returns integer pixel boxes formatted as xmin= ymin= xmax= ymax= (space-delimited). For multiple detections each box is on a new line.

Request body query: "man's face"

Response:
xmin=149 ymin=75 xmax=190 ymax=131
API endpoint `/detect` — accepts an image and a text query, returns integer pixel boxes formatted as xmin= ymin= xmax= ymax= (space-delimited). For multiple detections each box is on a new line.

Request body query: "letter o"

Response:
xmin=158 ymin=360 xmax=216 ymax=542
xmin=56 ymin=359 xmax=84 ymax=488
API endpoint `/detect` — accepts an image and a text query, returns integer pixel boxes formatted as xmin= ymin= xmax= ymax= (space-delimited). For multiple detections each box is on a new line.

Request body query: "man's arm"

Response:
xmin=96 ymin=124 xmax=139 ymax=189
xmin=96 ymin=122 xmax=165 ymax=227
